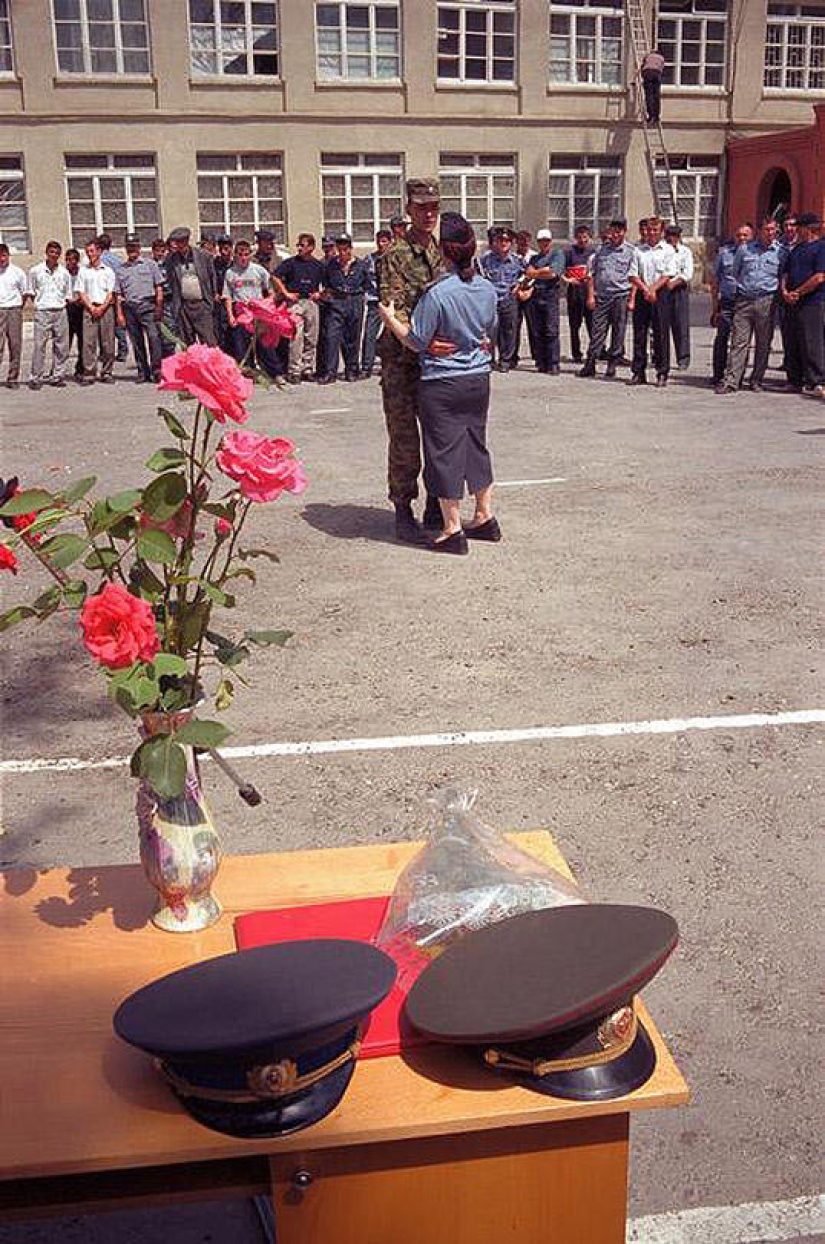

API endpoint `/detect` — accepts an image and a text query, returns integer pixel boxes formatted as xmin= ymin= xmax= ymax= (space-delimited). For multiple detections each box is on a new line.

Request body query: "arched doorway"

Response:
xmin=758 ymin=167 xmax=792 ymax=224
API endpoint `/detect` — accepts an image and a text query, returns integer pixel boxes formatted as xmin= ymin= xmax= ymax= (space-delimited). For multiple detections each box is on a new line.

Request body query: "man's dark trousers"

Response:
xmin=325 ymin=295 xmax=364 ymax=378
xmin=585 ymin=294 xmax=627 ymax=366
xmin=669 ymin=284 xmax=690 ymax=367
xmin=643 ymin=71 xmax=661 ymax=123
xmin=712 ymin=301 xmax=734 ymax=384
xmin=67 ymin=301 xmax=84 ymax=377
xmin=493 ymin=297 xmax=519 ymax=367
xmin=528 ymin=292 xmax=560 ymax=372
xmin=632 ymin=292 xmax=670 ymax=379
xmin=361 ymin=302 xmax=381 ymax=374
xmin=567 ymin=284 xmax=592 ymax=362
xmin=124 ymin=300 xmax=162 ymax=380
xmin=797 ymin=301 xmax=825 ymax=387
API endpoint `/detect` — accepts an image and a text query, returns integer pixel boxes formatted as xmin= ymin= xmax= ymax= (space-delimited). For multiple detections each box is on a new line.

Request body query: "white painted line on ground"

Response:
xmin=309 ymin=407 xmax=352 ymax=414
xmin=496 ymin=477 xmax=566 ymax=487
xmin=627 ymin=1192 xmax=825 ymax=1243
xmin=2 ymin=709 xmax=823 ymax=777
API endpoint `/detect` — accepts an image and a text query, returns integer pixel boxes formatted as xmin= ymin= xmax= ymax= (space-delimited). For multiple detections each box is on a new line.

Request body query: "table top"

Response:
xmin=0 ymin=833 xmax=689 ymax=1180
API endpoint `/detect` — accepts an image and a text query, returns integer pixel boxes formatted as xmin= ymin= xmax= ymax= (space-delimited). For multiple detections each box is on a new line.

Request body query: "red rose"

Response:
xmin=214 ymin=516 xmax=233 ymax=541
xmin=0 ymin=544 xmax=18 ymax=574
xmin=216 ymin=431 xmax=308 ymax=503
xmin=158 ymin=344 xmax=253 ymax=424
xmin=234 ymin=299 xmax=298 ymax=348
xmin=79 ymin=583 xmax=161 ymax=670
xmin=8 ymin=485 xmax=40 ymax=544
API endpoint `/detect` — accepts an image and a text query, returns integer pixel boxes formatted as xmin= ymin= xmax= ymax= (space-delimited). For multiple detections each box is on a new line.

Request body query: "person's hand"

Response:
xmin=309 ymin=290 xmax=321 ymax=302
xmin=788 ymin=290 xmax=800 ymax=304
xmin=427 ymin=335 xmax=457 ymax=357
xmin=116 ymin=313 xmax=126 ymax=329
xmin=710 ymin=310 xmax=719 ymax=327
xmin=377 ymin=300 xmax=395 ymax=324
xmin=228 ymin=315 xmax=237 ymax=329
xmin=586 ymin=295 xmax=595 ymax=311
xmin=480 ymin=334 xmax=492 ymax=354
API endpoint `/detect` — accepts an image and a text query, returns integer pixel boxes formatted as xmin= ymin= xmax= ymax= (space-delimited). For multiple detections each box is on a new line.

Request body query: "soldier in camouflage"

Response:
xmin=378 ymin=177 xmax=444 ymax=543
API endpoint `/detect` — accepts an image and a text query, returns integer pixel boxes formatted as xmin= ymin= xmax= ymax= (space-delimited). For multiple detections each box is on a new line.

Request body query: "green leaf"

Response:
xmin=0 ymin=489 xmax=55 ymax=517
xmin=115 ymin=685 xmax=140 ymax=716
xmin=245 ymin=628 xmax=293 ymax=648
xmin=150 ymin=653 xmax=189 ymax=678
xmin=224 ymin=566 xmax=256 ymax=585
xmin=31 ymin=585 xmax=62 ymax=622
xmin=108 ymin=489 xmax=144 ymax=514
xmin=159 ymin=323 xmax=186 ymax=349
xmin=201 ymin=581 xmax=233 ymax=607
xmin=0 ymin=604 xmax=37 ymax=632
xmin=179 ymin=600 xmax=211 ymax=652
xmin=215 ymin=677 xmax=234 ymax=711
xmin=108 ymin=661 xmax=143 ymax=691
xmin=202 ymin=502 xmax=234 ymax=520
xmin=18 ymin=508 xmax=66 ymax=537
xmin=145 ymin=447 xmax=187 ymax=473
xmin=84 ymin=547 xmax=119 ymax=571
xmin=132 ymin=675 xmax=161 ymax=710
xmin=214 ymin=642 xmax=250 ymax=669
xmin=130 ymin=561 xmax=166 ymax=598
xmin=88 ymin=501 xmax=134 ymax=538
xmin=142 ymin=472 xmax=187 ymax=522
xmin=62 ymin=579 xmax=88 ymax=609
xmin=38 ymin=533 xmax=89 ymax=570
xmin=58 ymin=476 xmax=97 ymax=506
xmin=108 ymin=516 xmax=136 ymax=542
xmin=238 ymin=547 xmax=280 ymax=564
xmin=158 ymin=406 xmax=189 ymax=439
xmin=159 ymin=684 xmax=192 ymax=712
xmin=174 ymin=719 xmax=230 ymax=749
xmin=136 ymin=528 xmax=177 ymax=565
xmin=131 ymin=735 xmax=187 ymax=799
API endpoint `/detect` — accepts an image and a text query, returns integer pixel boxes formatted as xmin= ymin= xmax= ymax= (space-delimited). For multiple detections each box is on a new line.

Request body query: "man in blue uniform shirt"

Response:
xmin=780 ymin=212 xmax=825 ymax=396
xmin=524 ymin=229 xmax=565 ymax=375
xmin=579 ymin=217 xmax=636 ymax=379
xmin=710 ymin=224 xmax=751 ymax=386
xmin=479 ymin=226 xmax=524 ymax=371
xmin=717 ymin=217 xmax=782 ymax=394
xmin=319 ymin=233 xmax=370 ymax=384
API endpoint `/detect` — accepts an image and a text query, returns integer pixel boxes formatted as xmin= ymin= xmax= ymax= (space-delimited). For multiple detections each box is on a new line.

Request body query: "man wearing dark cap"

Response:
xmin=253 ymin=228 xmax=276 ymax=274
xmin=114 ymin=233 xmax=165 ymax=382
xmin=480 ymin=226 xmax=525 ymax=371
xmin=389 ymin=214 xmax=408 ymax=242
xmin=318 ymin=233 xmax=369 ymax=383
xmin=780 ymin=212 xmax=825 ymax=396
xmin=164 ymin=226 xmax=218 ymax=346
xmin=378 ymin=177 xmax=445 ymax=540
xmin=213 ymin=234 xmax=234 ymax=350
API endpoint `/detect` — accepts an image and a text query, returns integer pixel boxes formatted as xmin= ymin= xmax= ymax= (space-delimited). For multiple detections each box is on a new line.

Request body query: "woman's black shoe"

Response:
xmin=462 ymin=516 xmax=501 ymax=542
xmin=431 ymin=530 xmax=469 ymax=555
xmin=422 ymin=496 xmax=443 ymax=530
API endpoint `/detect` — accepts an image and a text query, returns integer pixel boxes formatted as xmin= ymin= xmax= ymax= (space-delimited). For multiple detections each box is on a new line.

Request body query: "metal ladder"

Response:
xmin=624 ymin=0 xmax=680 ymax=228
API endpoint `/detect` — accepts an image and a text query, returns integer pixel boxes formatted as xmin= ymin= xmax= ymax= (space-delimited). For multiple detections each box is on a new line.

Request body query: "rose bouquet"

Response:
xmin=0 ymin=343 xmax=306 ymax=800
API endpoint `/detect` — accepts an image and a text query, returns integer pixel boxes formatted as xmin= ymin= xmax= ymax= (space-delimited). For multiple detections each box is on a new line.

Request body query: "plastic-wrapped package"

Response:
xmin=376 ymin=787 xmax=585 ymax=987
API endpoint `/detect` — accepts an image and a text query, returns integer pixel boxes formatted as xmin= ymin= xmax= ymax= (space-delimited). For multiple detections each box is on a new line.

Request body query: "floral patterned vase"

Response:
xmin=137 ymin=710 xmax=223 ymax=932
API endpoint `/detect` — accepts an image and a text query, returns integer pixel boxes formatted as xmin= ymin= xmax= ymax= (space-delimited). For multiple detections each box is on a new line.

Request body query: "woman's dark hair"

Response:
xmin=440 ymin=212 xmax=476 ymax=282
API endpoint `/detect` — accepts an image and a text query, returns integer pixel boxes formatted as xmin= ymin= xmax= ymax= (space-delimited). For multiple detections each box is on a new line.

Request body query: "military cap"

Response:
xmin=217 ymin=233 xmax=233 ymax=245
xmin=321 ymin=234 xmax=337 ymax=248
xmin=488 ymin=225 xmax=514 ymax=243
xmin=167 ymin=226 xmax=191 ymax=243
xmin=405 ymin=904 xmax=678 ymax=1102
xmin=255 ymin=228 xmax=275 ymax=242
xmin=406 ymin=177 xmax=440 ymax=204
xmin=124 ymin=232 xmax=141 ymax=246
xmin=389 ymin=214 xmax=408 ymax=229
xmin=114 ymin=940 xmax=396 ymax=1138
xmin=795 ymin=210 xmax=821 ymax=227
xmin=335 ymin=232 xmax=353 ymax=246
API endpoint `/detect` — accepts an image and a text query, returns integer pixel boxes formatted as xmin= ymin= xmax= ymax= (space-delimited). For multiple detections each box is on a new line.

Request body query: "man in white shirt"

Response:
xmin=0 ymin=242 xmax=27 ymax=388
xmin=628 ymin=216 xmax=678 ymax=387
xmin=26 ymin=240 xmax=74 ymax=389
xmin=665 ymin=224 xmax=694 ymax=370
xmin=75 ymin=238 xmax=117 ymax=383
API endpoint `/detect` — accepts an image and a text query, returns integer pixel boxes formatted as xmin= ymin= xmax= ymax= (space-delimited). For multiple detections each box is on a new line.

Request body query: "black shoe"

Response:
xmin=627 ymin=374 xmax=646 ymax=386
xmin=499 ymin=364 xmax=511 ymax=373
xmin=286 ymin=375 xmax=301 ymax=385
xmin=715 ymin=383 xmax=736 ymax=395
xmin=656 ymin=374 xmax=668 ymax=388
xmin=317 ymin=374 xmax=336 ymax=385
xmin=571 ymin=355 xmax=583 ymax=365
xmin=548 ymin=365 xmax=560 ymax=375
xmin=462 ymin=516 xmax=501 ymax=542
xmin=28 ymin=380 xmax=42 ymax=391
xmin=344 ymin=371 xmax=358 ymax=382
xmin=749 ymin=380 xmax=764 ymax=392
xmin=422 ymin=497 xmax=443 ymax=530
xmin=431 ymin=530 xmax=469 ymax=556
xmin=577 ymin=365 xmax=596 ymax=378
xmin=605 ymin=362 xmax=617 ymax=378
xmin=394 ymin=503 xmax=423 ymax=545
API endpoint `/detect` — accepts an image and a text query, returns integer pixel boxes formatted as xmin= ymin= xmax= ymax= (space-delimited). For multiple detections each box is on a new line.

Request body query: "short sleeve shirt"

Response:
xmin=785 ymin=239 xmax=825 ymax=304
xmin=27 ymin=262 xmax=74 ymax=310
xmin=590 ymin=241 xmax=637 ymax=297
xmin=223 ymin=261 xmax=270 ymax=303
xmin=526 ymin=248 xmax=565 ymax=299
xmin=0 ymin=263 xmax=28 ymax=308
xmin=275 ymin=255 xmax=324 ymax=298
xmin=115 ymin=257 xmax=164 ymax=303
xmin=75 ymin=263 xmax=117 ymax=304
xmin=407 ymin=272 xmax=498 ymax=380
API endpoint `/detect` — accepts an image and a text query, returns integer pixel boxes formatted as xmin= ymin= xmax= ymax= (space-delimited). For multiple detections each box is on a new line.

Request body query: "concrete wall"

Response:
xmin=2 ymin=0 xmax=823 ymax=260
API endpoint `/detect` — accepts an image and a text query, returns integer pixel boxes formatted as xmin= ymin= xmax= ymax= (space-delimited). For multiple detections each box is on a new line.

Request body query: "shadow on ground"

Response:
xmin=301 ymin=502 xmax=400 ymax=546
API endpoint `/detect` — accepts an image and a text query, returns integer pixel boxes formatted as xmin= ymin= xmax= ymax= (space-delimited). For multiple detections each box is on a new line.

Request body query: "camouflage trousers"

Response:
xmin=379 ymin=345 xmax=424 ymax=504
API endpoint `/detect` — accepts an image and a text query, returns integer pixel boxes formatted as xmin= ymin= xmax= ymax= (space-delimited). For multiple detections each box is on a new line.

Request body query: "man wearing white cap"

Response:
xmin=525 ymin=229 xmax=565 ymax=374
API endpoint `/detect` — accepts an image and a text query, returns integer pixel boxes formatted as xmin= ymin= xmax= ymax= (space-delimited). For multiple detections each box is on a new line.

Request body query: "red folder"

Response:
xmin=234 ymin=897 xmax=428 ymax=1058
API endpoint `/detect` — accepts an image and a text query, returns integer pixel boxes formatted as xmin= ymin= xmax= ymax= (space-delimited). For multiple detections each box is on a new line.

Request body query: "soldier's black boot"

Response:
xmin=394 ymin=502 xmax=423 ymax=544
xmin=422 ymin=495 xmax=443 ymax=531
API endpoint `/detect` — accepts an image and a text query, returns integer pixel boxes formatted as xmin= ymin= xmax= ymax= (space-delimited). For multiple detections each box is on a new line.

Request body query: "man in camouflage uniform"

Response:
xmin=378 ymin=177 xmax=444 ymax=543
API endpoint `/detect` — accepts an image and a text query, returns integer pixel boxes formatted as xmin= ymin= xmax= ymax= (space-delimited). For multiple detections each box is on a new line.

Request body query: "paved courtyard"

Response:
xmin=1 ymin=311 xmax=823 ymax=1243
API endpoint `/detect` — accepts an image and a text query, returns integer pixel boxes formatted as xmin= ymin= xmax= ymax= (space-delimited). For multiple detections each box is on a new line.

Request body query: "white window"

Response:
xmin=657 ymin=0 xmax=727 ymax=88
xmin=188 ymin=0 xmax=279 ymax=77
xmin=321 ymin=153 xmax=403 ymax=243
xmin=197 ymin=153 xmax=285 ymax=242
xmin=654 ymin=155 xmax=720 ymax=240
xmin=52 ymin=0 xmax=151 ymax=76
xmin=439 ymin=153 xmax=516 ymax=234
xmin=315 ymin=3 xmax=401 ymax=80
xmin=437 ymin=1 xmax=516 ymax=83
xmin=0 ymin=157 xmax=29 ymax=252
xmin=549 ymin=1 xmax=623 ymax=86
xmin=547 ymin=154 xmax=622 ymax=240
xmin=0 ymin=0 xmax=14 ymax=74
xmin=65 ymin=154 xmax=159 ymax=248
xmin=764 ymin=3 xmax=825 ymax=91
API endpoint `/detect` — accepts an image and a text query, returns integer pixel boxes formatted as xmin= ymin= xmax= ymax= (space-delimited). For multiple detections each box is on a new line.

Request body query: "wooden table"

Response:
xmin=0 ymin=834 xmax=688 ymax=1242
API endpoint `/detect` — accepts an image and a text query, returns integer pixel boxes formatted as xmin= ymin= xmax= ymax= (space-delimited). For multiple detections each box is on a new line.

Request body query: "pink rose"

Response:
xmin=216 ymin=431 xmax=308 ymax=504
xmin=234 ymin=299 xmax=298 ymax=348
xmin=158 ymin=344 xmax=253 ymax=424
xmin=214 ymin=517 xmax=232 ymax=540
xmin=80 ymin=582 xmax=161 ymax=670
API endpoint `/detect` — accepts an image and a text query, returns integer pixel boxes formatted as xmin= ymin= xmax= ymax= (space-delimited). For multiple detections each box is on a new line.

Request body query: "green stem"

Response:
xmin=216 ymin=498 xmax=252 ymax=584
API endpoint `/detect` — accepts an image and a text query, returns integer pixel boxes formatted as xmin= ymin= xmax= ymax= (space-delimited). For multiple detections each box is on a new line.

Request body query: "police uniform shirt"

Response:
xmin=590 ymin=241 xmax=637 ymax=298
xmin=223 ymin=261 xmax=270 ymax=303
xmin=785 ymin=238 xmax=825 ymax=304
xmin=714 ymin=244 xmax=737 ymax=304
xmin=115 ymin=256 xmax=165 ymax=304
xmin=732 ymin=240 xmax=782 ymax=299
xmin=275 ymin=255 xmax=325 ymax=298
xmin=26 ymin=262 xmax=74 ymax=310
xmin=634 ymin=240 xmax=678 ymax=286
xmin=323 ymin=256 xmax=370 ymax=297
xmin=526 ymin=248 xmax=565 ymax=298
xmin=479 ymin=250 xmax=525 ymax=304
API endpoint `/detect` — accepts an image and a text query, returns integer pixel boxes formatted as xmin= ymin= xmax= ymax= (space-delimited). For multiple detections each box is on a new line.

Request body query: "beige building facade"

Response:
xmin=1 ymin=0 xmax=823 ymax=263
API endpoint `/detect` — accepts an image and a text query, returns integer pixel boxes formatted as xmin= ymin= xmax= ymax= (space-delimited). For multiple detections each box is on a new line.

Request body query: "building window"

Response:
xmin=65 ymin=154 xmax=159 ymax=247
xmin=656 ymin=0 xmax=727 ymax=88
xmin=439 ymin=153 xmax=516 ymax=233
xmin=654 ymin=155 xmax=719 ymax=239
xmin=549 ymin=1 xmax=623 ymax=86
xmin=188 ymin=0 xmax=279 ymax=77
xmin=547 ymin=154 xmax=621 ymax=240
xmin=0 ymin=158 xmax=29 ymax=252
xmin=764 ymin=3 xmax=825 ymax=91
xmin=197 ymin=153 xmax=285 ymax=242
xmin=321 ymin=153 xmax=403 ymax=242
xmin=315 ymin=3 xmax=401 ymax=80
xmin=437 ymin=1 xmax=516 ymax=84
xmin=52 ymin=0 xmax=151 ymax=76
xmin=0 ymin=0 xmax=14 ymax=74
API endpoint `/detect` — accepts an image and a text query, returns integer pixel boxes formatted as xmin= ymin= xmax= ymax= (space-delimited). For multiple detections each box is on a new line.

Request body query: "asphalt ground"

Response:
xmin=1 ymin=308 xmax=823 ymax=1243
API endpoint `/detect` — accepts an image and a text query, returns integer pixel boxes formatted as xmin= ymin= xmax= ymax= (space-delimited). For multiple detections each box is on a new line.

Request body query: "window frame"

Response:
xmin=548 ymin=0 xmax=625 ymax=89
xmin=64 ymin=152 xmax=160 ymax=248
xmin=0 ymin=156 xmax=29 ymax=253
xmin=546 ymin=154 xmax=623 ymax=242
xmin=51 ymin=0 xmax=152 ymax=78
xmin=314 ymin=2 xmax=402 ymax=82
xmin=196 ymin=152 xmax=286 ymax=243
xmin=187 ymin=0 xmax=280 ymax=80
xmin=438 ymin=152 xmax=517 ymax=233
xmin=436 ymin=1 xmax=517 ymax=86
xmin=763 ymin=3 xmax=825 ymax=93
xmin=0 ymin=0 xmax=15 ymax=76
xmin=656 ymin=0 xmax=729 ymax=91
xmin=320 ymin=152 xmax=404 ymax=243
xmin=653 ymin=154 xmax=721 ymax=241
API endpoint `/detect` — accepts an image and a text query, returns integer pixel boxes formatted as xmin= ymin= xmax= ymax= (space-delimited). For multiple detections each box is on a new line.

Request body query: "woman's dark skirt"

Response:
xmin=417 ymin=371 xmax=493 ymax=499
